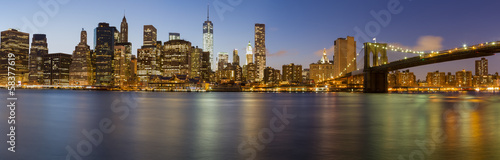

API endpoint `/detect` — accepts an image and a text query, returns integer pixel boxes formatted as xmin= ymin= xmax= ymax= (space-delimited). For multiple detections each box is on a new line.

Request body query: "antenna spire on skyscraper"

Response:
xmin=207 ymin=3 xmax=210 ymax=21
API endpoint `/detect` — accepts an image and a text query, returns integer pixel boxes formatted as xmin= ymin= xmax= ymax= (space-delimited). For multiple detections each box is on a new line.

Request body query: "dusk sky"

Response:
xmin=1 ymin=0 xmax=499 ymax=79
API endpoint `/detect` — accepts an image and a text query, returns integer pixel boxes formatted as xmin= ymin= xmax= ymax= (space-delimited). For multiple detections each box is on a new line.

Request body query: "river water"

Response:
xmin=1 ymin=90 xmax=500 ymax=160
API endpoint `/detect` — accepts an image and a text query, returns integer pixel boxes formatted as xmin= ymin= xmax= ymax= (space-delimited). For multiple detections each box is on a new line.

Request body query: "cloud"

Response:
xmin=391 ymin=36 xmax=444 ymax=51
xmin=314 ymin=45 xmax=334 ymax=57
xmin=267 ymin=50 xmax=298 ymax=57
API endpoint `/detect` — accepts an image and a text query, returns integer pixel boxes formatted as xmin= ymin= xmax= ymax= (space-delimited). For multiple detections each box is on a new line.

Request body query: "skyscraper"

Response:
xmin=233 ymin=49 xmax=240 ymax=66
xmin=246 ymin=41 xmax=253 ymax=65
xmin=144 ymin=25 xmax=157 ymax=46
xmin=120 ymin=16 xmax=128 ymax=43
xmin=29 ymin=34 xmax=48 ymax=84
xmin=94 ymin=23 xmax=116 ymax=86
xmin=0 ymin=29 xmax=30 ymax=85
xmin=334 ymin=36 xmax=356 ymax=77
xmin=475 ymin=58 xmax=488 ymax=76
xmin=254 ymin=23 xmax=266 ymax=81
xmin=137 ymin=25 xmax=160 ymax=84
xmin=203 ymin=5 xmax=214 ymax=71
xmin=43 ymin=53 xmax=72 ymax=85
xmin=69 ymin=29 xmax=92 ymax=86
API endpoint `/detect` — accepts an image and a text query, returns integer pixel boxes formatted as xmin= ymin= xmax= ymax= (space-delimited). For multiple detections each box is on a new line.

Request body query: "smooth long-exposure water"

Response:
xmin=1 ymin=90 xmax=500 ymax=160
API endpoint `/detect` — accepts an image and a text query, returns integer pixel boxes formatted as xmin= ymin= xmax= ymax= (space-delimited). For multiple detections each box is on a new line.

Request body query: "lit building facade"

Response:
xmin=426 ymin=71 xmax=446 ymax=87
xmin=203 ymin=6 xmax=214 ymax=71
xmin=29 ymin=34 xmax=48 ymax=84
xmin=113 ymin=43 xmax=132 ymax=87
xmin=475 ymin=58 xmax=488 ymax=76
xmin=263 ymin=67 xmax=280 ymax=84
xmin=246 ymin=41 xmax=253 ymax=65
xmin=282 ymin=63 xmax=302 ymax=84
xmin=388 ymin=70 xmax=416 ymax=87
xmin=144 ymin=25 xmax=157 ymax=46
xmin=43 ymin=53 xmax=72 ymax=85
xmin=456 ymin=69 xmax=473 ymax=87
xmin=0 ymin=29 xmax=30 ymax=85
xmin=254 ymin=23 xmax=266 ymax=81
xmin=169 ymin=33 xmax=180 ymax=41
xmin=334 ymin=36 xmax=356 ymax=77
xmin=162 ymin=40 xmax=192 ymax=77
xmin=69 ymin=29 xmax=93 ymax=86
xmin=217 ymin=52 xmax=229 ymax=71
xmin=94 ymin=23 xmax=116 ymax=86
xmin=233 ymin=49 xmax=240 ymax=66
xmin=310 ymin=49 xmax=334 ymax=83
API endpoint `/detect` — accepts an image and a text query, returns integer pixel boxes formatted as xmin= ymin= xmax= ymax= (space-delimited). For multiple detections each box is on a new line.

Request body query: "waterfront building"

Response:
xmin=43 ymin=53 xmax=72 ymax=85
xmin=310 ymin=49 xmax=334 ymax=83
xmin=69 ymin=29 xmax=93 ymax=86
xmin=0 ymin=29 xmax=30 ymax=85
xmin=456 ymin=69 xmax=473 ymax=87
xmin=263 ymin=67 xmax=280 ymax=84
xmin=282 ymin=63 xmax=302 ymax=84
xmin=334 ymin=36 xmax=356 ymax=77
xmin=475 ymin=58 xmax=488 ymax=76
xmin=162 ymin=40 xmax=192 ymax=77
xmin=426 ymin=71 xmax=446 ymax=87
xmin=29 ymin=34 xmax=48 ymax=84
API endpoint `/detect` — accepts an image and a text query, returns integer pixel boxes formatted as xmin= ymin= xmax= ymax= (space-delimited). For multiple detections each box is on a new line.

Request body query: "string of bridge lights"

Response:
xmin=326 ymin=41 xmax=500 ymax=81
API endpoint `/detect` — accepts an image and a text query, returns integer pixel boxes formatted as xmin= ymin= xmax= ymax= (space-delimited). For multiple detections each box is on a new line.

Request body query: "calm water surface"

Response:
xmin=1 ymin=90 xmax=500 ymax=160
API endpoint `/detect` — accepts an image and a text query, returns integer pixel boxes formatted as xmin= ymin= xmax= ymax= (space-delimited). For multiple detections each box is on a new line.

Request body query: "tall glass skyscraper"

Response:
xmin=94 ymin=23 xmax=116 ymax=86
xmin=203 ymin=5 xmax=214 ymax=71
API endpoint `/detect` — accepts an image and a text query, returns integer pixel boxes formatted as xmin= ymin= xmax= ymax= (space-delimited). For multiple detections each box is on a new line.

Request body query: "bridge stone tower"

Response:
xmin=363 ymin=43 xmax=389 ymax=93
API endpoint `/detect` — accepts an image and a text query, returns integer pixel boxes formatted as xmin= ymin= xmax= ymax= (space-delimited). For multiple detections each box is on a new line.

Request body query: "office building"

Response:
xmin=162 ymin=40 xmax=192 ymax=77
xmin=310 ymin=49 xmax=334 ymax=83
xmin=334 ymin=36 xmax=356 ymax=77
xmin=0 ymin=29 xmax=30 ymax=85
xmin=113 ymin=43 xmax=132 ymax=87
xmin=43 ymin=53 xmax=72 ymax=85
xmin=233 ymin=49 xmax=240 ymax=66
xmin=144 ymin=25 xmax=157 ymax=46
xmin=203 ymin=5 xmax=214 ymax=71
xmin=254 ymin=23 xmax=266 ymax=81
xmin=69 ymin=29 xmax=93 ymax=86
xmin=29 ymin=34 xmax=48 ymax=84
xmin=94 ymin=23 xmax=116 ymax=86
xmin=217 ymin=52 xmax=229 ymax=71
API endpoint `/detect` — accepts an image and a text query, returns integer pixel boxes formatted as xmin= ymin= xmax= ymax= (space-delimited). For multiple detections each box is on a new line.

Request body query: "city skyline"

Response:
xmin=0 ymin=0 xmax=499 ymax=80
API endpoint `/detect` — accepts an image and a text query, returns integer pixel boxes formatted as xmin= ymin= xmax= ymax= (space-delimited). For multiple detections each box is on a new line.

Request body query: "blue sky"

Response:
xmin=1 ymin=0 xmax=499 ymax=79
